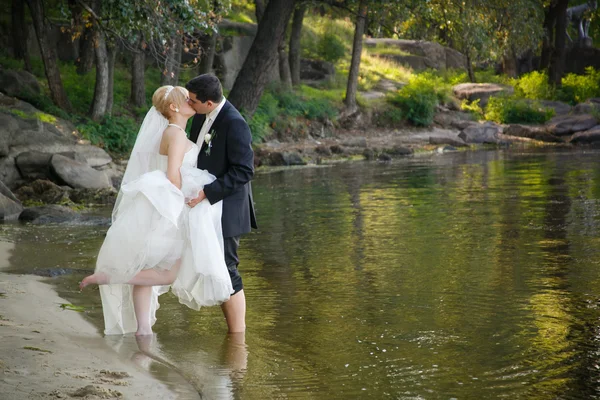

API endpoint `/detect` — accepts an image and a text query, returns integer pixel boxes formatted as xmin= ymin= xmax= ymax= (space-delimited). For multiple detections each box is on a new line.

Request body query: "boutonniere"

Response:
xmin=204 ymin=129 xmax=217 ymax=155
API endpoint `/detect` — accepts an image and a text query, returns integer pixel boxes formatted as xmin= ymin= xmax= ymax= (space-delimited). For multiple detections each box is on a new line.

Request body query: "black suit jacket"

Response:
xmin=189 ymin=100 xmax=257 ymax=238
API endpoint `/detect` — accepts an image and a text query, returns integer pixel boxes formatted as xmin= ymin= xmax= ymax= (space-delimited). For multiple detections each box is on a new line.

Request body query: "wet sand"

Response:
xmin=0 ymin=271 xmax=200 ymax=399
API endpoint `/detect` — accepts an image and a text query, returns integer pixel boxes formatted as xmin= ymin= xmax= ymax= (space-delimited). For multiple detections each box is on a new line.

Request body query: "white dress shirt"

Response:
xmin=197 ymin=96 xmax=227 ymax=146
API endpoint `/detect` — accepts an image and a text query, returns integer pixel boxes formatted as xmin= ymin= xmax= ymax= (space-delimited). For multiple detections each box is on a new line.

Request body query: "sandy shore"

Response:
xmin=0 ymin=271 xmax=200 ymax=400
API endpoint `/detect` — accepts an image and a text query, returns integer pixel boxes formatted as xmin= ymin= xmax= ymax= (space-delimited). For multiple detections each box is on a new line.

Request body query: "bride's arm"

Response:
xmin=164 ymin=129 xmax=188 ymax=189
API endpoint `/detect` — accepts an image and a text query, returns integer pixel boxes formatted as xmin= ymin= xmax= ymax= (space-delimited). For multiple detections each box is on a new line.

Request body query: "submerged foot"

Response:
xmin=79 ymin=272 xmax=109 ymax=290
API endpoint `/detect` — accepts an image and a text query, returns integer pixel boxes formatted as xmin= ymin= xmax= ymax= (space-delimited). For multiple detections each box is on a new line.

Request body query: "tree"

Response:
xmin=25 ymin=0 xmax=72 ymax=111
xmin=549 ymin=0 xmax=570 ymax=85
xmin=228 ymin=0 xmax=296 ymax=116
xmin=289 ymin=4 xmax=306 ymax=86
xmin=11 ymin=0 xmax=32 ymax=72
xmin=344 ymin=0 xmax=367 ymax=111
xmin=130 ymin=34 xmax=146 ymax=108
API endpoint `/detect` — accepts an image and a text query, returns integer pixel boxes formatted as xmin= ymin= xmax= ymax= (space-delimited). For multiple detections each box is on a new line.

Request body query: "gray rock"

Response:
xmin=300 ymin=59 xmax=335 ymax=81
xmin=387 ymin=146 xmax=414 ymax=156
xmin=433 ymin=111 xmax=476 ymax=130
xmin=378 ymin=153 xmax=392 ymax=161
xmin=569 ymin=125 xmax=600 ymax=145
xmin=363 ymin=148 xmax=375 ymax=160
xmin=0 ymin=69 xmax=41 ymax=99
xmin=0 ymin=180 xmax=22 ymax=220
xmin=15 ymin=151 xmax=53 ymax=180
xmin=540 ymin=100 xmax=571 ymax=116
xmin=14 ymin=179 xmax=71 ymax=204
xmin=50 ymin=154 xmax=111 ymax=189
xmin=69 ymin=187 xmax=117 ymax=205
xmin=282 ymin=152 xmax=306 ymax=166
xmin=546 ymin=114 xmax=598 ymax=136
xmin=364 ymin=39 xmax=467 ymax=71
xmin=452 ymin=83 xmax=514 ymax=108
xmin=572 ymin=101 xmax=600 ymax=115
xmin=73 ymin=145 xmax=113 ymax=167
xmin=315 ymin=145 xmax=332 ymax=156
xmin=429 ymin=135 xmax=469 ymax=147
xmin=19 ymin=204 xmax=78 ymax=224
xmin=342 ymin=137 xmax=368 ymax=148
xmin=458 ymin=122 xmax=502 ymax=144
xmin=330 ymin=145 xmax=345 ymax=154
xmin=503 ymin=124 xmax=563 ymax=143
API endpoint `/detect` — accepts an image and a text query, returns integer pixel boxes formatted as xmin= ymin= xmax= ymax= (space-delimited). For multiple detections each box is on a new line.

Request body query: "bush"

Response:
xmin=513 ymin=71 xmax=555 ymax=100
xmin=558 ymin=67 xmax=600 ymax=104
xmin=77 ymin=116 xmax=139 ymax=155
xmin=485 ymin=96 xmax=554 ymax=124
xmin=317 ymin=32 xmax=347 ymax=64
xmin=388 ymin=76 xmax=439 ymax=126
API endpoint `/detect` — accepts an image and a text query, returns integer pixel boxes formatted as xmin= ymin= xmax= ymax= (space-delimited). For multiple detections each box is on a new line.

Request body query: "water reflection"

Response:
xmin=2 ymin=148 xmax=600 ymax=399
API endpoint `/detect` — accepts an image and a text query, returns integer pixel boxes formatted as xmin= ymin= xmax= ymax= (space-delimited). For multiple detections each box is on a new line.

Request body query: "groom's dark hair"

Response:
xmin=186 ymin=74 xmax=223 ymax=103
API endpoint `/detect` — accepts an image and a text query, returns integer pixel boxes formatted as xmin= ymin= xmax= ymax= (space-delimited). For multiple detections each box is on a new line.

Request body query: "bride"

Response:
xmin=80 ymin=85 xmax=233 ymax=336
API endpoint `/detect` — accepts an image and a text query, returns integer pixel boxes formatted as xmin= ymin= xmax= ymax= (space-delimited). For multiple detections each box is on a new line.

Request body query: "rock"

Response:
xmin=429 ymin=135 xmax=469 ymax=147
xmin=0 ymin=68 xmax=41 ymax=99
xmin=0 ymin=112 xmax=19 ymax=157
xmin=342 ymin=137 xmax=368 ymax=148
xmin=32 ymin=268 xmax=82 ymax=277
xmin=375 ymin=79 xmax=406 ymax=92
xmin=282 ymin=152 xmax=306 ymax=166
xmin=452 ymin=83 xmax=514 ymax=108
xmin=458 ymin=122 xmax=502 ymax=144
xmin=503 ymin=124 xmax=563 ymax=143
xmin=0 ymin=180 xmax=22 ymax=220
xmin=546 ymin=114 xmax=598 ymax=136
xmin=540 ymin=100 xmax=571 ymax=116
xmin=363 ymin=148 xmax=375 ymax=160
xmin=572 ymin=101 xmax=600 ymax=115
xmin=73 ymin=145 xmax=113 ymax=167
xmin=15 ymin=151 xmax=53 ymax=180
xmin=69 ymin=187 xmax=117 ymax=205
xmin=387 ymin=146 xmax=414 ymax=156
xmin=364 ymin=39 xmax=467 ymax=71
xmin=57 ymin=151 xmax=88 ymax=164
xmin=14 ymin=179 xmax=71 ymax=204
xmin=315 ymin=145 xmax=332 ymax=156
xmin=19 ymin=204 xmax=78 ymax=224
xmin=433 ymin=111 xmax=476 ymax=130
xmin=330 ymin=145 xmax=345 ymax=154
xmin=378 ymin=153 xmax=392 ymax=161
xmin=300 ymin=59 xmax=335 ymax=81
xmin=569 ymin=125 xmax=600 ymax=145
xmin=50 ymin=154 xmax=111 ymax=189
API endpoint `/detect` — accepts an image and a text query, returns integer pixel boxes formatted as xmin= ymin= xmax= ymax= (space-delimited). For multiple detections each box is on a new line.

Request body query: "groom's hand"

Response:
xmin=187 ymin=190 xmax=206 ymax=208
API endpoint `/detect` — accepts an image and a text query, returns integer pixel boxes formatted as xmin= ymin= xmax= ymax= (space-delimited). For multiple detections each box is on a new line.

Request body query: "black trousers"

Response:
xmin=224 ymin=236 xmax=243 ymax=294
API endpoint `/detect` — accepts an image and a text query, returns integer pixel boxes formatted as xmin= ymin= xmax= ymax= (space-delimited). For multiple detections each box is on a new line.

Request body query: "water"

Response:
xmin=2 ymin=148 xmax=600 ymax=399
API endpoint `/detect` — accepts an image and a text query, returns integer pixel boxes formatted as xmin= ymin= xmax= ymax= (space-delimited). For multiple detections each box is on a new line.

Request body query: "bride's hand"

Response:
xmin=187 ymin=190 xmax=206 ymax=208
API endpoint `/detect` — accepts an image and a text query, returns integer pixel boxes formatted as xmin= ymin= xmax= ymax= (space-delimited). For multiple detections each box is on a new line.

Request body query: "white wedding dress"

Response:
xmin=95 ymin=140 xmax=234 ymax=335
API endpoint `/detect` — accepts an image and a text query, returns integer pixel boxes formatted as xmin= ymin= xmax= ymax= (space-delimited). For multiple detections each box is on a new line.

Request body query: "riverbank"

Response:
xmin=0 ymin=269 xmax=198 ymax=399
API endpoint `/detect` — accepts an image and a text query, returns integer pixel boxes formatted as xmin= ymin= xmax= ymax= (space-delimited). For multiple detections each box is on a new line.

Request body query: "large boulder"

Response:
xmin=0 ymin=180 xmax=23 ymax=220
xmin=18 ymin=204 xmax=79 ymax=224
xmin=452 ymin=83 xmax=514 ymax=108
xmin=0 ymin=68 xmax=41 ymax=99
xmin=540 ymin=100 xmax=572 ymax=116
xmin=15 ymin=151 xmax=53 ymax=180
xmin=49 ymin=154 xmax=112 ymax=189
xmin=364 ymin=39 xmax=467 ymax=71
xmin=14 ymin=179 xmax=71 ymax=204
xmin=545 ymin=114 xmax=598 ymax=136
xmin=569 ymin=125 xmax=600 ymax=145
xmin=503 ymin=124 xmax=564 ymax=143
xmin=458 ymin=122 xmax=503 ymax=144
xmin=300 ymin=59 xmax=335 ymax=82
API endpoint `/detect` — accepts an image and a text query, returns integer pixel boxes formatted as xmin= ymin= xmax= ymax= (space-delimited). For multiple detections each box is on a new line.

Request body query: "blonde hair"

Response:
xmin=152 ymin=85 xmax=188 ymax=118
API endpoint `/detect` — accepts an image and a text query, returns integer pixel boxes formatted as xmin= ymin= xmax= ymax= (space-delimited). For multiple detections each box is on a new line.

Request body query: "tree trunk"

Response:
xmin=25 ymin=0 xmax=72 ymax=111
xmin=12 ymin=0 xmax=32 ymax=72
xmin=344 ymin=0 xmax=368 ymax=112
xmin=90 ymin=30 xmax=109 ymax=121
xmin=289 ymin=5 xmax=305 ymax=86
xmin=255 ymin=0 xmax=266 ymax=22
xmin=466 ymin=51 xmax=476 ymax=83
xmin=161 ymin=33 xmax=182 ymax=86
xmin=131 ymin=36 xmax=146 ymax=108
xmin=540 ymin=4 xmax=557 ymax=71
xmin=199 ymin=33 xmax=217 ymax=74
xmin=549 ymin=0 xmax=568 ymax=86
xmin=77 ymin=27 xmax=95 ymax=75
xmin=502 ymin=47 xmax=518 ymax=78
xmin=278 ymin=36 xmax=292 ymax=89
xmin=228 ymin=0 xmax=296 ymax=116
xmin=106 ymin=44 xmax=117 ymax=115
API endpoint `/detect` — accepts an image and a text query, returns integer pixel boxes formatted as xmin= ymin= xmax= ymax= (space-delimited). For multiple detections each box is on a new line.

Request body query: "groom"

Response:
xmin=185 ymin=74 xmax=257 ymax=333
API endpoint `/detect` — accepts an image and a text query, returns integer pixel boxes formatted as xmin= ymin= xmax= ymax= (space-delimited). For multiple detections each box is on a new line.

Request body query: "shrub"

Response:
xmin=513 ymin=71 xmax=555 ymax=100
xmin=388 ymin=75 xmax=439 ymax=126
xmin=558 ymin=67 xmax=600 ymax=104
xmin=317 ymin=32 xmax=347 ymax=64
xmin=485 ymin=96 xmax=554 ymax=124
xmin=77 ymin=115 xmax=139 ymax=155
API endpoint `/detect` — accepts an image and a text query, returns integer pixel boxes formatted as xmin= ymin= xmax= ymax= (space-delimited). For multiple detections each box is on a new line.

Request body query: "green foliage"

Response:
xmin=301 ymin=16 xmax=352 ymax=64
xmin=77 ymin=116 xmax=139 ymax=155
xmin=387 ymin=75 xmax=442 ymax=126
xmin=484 ymin=96 xmax=554 ymax=124
xmin=460 ymin=99 xmax=484 ymax=119
xmin=513 ymin=70 xmax=555 ymax=100
xmin=558 ymin=67 xmax=600 ymax=105
xmin=373 ymin=104 xmax=405 ymax=128
xmin=317 ymin=32 xmax=347 ymax=64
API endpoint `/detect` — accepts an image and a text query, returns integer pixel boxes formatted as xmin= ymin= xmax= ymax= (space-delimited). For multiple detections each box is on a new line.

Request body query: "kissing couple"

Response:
xmin=81 ymin=74 xmax=257 ymax=336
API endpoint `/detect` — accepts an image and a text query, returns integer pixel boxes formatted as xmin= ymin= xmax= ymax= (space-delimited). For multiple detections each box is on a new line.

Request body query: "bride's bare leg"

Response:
xmin=133 ymin=285 xmax=153 ymax=336
xmin=126 ymin=260 xmax=181 ymax=286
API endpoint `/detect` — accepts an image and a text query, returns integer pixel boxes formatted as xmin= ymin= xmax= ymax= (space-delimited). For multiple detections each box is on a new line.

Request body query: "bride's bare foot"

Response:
xmin=79 ymin=272 xmax=109 ymax=290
